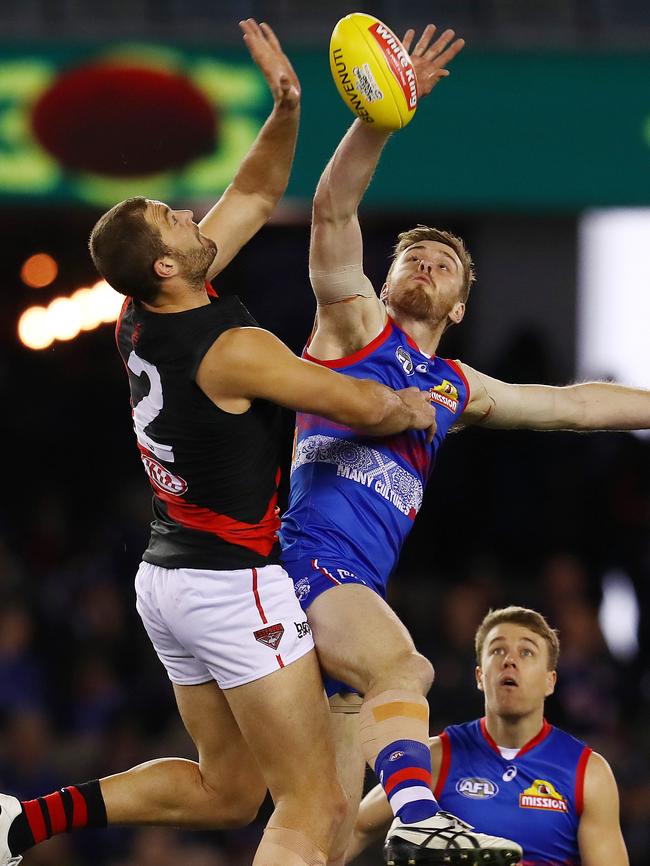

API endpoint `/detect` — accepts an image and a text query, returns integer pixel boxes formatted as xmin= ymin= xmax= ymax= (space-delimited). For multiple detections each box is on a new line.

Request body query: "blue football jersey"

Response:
xmin=436 ymin=719 xmax=591 ymax=866
xmin=280 ymin=316 xmax=469 ymax=589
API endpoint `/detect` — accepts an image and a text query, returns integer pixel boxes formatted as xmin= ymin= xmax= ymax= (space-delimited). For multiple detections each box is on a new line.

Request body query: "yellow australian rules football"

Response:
xmin=330 ymin=12 xmax=418 ymax=131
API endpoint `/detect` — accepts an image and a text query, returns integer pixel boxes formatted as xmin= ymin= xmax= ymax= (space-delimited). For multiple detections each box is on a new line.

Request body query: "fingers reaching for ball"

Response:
xmin=239 ymin=19 xmax=301 ymax=110
xmin=402 ymin=24 xmax=465 ymax=97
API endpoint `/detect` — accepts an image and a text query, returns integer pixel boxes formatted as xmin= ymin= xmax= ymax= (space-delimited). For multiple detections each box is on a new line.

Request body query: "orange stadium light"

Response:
xmin=20 ymin=252 xmax=59 ymax=288
xmin=18 ymin=280 xmax=123 ymax=350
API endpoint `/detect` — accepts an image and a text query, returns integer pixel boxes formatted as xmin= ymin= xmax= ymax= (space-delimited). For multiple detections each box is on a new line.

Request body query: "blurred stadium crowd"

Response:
xmin=3 ymin=0 xmax=649 ymax=46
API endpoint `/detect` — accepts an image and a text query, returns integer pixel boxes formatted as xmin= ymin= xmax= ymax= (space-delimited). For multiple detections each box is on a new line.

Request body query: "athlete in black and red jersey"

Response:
xmin=0 ymin=20 xmax=436 ymax=866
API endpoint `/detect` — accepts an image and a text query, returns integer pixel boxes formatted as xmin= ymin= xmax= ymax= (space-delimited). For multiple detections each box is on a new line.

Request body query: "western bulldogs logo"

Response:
xmin=294 ymin=577 xmax=311 ymax=601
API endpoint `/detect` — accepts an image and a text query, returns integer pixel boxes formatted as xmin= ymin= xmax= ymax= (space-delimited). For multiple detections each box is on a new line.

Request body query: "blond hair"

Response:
xmin=475 ymin=606 xmax=560 ymax=671
xmin=390 ymin=225 xmax=475 ymax=302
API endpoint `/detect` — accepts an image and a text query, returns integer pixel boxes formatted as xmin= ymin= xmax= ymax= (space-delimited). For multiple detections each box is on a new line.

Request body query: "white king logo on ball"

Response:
xmin=368 ymin=21 xmax=418 ymax=109
xmin=330 ymin=12 xmax=418 ymax=131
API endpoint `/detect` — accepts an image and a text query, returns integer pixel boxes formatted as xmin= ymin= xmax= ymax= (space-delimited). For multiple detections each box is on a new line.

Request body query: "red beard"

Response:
xmin=389 ymin=283 xmax=434 ymax=321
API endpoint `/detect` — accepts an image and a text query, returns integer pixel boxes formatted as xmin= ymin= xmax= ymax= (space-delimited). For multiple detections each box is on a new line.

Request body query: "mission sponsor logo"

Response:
xmin=519 ymin=780 xmax=568 ymax=813
xmin=253 ymin=623 xmax=284 ymax=651
xmin=429 ymin=379 xmax=460 ymax=413
xmin=456 ymin=777 xmax=499 ymax=800
xmin=141 ymin=455 xmax=188 ymax=496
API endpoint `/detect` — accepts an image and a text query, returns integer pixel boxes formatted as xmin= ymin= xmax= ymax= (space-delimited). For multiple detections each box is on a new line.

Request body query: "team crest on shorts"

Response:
xmin=519 ymin=779 xmax=568 ymax=812
xmin=294 ymin=577 xmax=311 ymax=601
xmin=253 ymin=623 xmax=285 ymax=651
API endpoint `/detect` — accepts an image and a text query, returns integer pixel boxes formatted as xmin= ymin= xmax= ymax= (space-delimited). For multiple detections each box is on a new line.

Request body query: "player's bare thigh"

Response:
xmin=226 ymin=648 xmax=346 ymax=844
xmin=102 ymin=679 xmax=267 ymax=827
xmin=174 ymin=679 xmax=265 ymax=804
xmin=307 ymin=584 xmax=433 ymax=699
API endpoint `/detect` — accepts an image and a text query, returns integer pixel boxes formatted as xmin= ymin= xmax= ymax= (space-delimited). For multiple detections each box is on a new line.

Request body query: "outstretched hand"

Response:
xmin=239 ymin=18 xmax=300 ymax=110
xmin=402 ymin=25 xmax=465 ymax=97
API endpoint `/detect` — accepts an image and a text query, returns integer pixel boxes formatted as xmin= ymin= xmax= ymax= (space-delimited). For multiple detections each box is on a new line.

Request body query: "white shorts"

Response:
xmin=135 ymin=561 xmax=315 ymax=689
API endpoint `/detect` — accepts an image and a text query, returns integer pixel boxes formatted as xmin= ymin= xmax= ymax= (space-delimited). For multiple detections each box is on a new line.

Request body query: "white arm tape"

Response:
xmin=309 ymin=264 xmax=377 ymax=306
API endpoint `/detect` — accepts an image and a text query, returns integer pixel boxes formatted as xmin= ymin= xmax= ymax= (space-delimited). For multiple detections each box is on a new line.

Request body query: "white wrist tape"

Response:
xmin=309 ymin=264 xmax=377 ymax=305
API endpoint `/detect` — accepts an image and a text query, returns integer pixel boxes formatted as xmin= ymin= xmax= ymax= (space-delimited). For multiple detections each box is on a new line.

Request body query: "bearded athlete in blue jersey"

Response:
xmin=280 ymin=22 xmax=650 ymax=866
xmin=348 ymin=607 xmax=629 ymax=866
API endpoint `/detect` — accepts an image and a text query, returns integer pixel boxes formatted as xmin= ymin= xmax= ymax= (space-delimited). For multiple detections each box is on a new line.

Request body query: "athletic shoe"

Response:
xmin=0 ymin=794 xmax=23 ymax=866
xmin=384 ymin=811 xmax=523 ymax=865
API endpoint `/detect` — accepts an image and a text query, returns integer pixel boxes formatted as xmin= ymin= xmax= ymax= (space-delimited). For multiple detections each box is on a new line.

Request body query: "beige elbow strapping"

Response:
xmin=309 ymin=265 xmax=377 ymax=306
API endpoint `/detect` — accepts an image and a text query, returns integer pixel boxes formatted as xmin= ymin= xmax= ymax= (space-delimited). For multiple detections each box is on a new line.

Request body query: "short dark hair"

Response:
xmin=475 ymin=606 xmax=560 ymax=671
xmin=89 ymin=196 xmax=167 ymax=303
xmin=390 ymin=225 xmax=475 ymax=303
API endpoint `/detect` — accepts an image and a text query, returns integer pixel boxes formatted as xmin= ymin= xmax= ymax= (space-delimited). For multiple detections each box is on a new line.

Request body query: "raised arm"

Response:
xmin=200 ymin=19 xmax=301 ymax=279
xmin=309 ymin=27 xmax=465 ymax=359
xmin=196 ymin=327 xmax=437 ymax=440
xmin=460 ymin=363 xmax=650 ymax=431
xmin=578 ymin=752 xmax=629 ymax=866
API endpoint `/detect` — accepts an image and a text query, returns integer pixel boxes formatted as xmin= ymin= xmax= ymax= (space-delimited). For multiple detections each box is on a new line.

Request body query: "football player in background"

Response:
xmin=348 ymin=606 xmax=629 ymax=866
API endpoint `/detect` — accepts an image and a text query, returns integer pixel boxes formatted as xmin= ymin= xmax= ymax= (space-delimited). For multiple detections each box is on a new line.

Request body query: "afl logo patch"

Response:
xmin=141 ymin=455 xmax=188 ymax=496
xmin=389 ymin=751 xmax=405 ymax=761
xmin=456 ymin=777 xmax=499 ymax=800
xmin=395 ymin=346 xmax=414 ymax=375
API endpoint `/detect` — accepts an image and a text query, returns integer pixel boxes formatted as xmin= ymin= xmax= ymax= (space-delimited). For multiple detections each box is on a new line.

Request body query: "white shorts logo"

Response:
xmin=253 ymin=624 xmax=285 ymax=651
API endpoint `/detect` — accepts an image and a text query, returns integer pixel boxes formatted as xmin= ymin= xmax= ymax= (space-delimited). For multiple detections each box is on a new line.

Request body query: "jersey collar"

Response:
xmin=388 ymin=315 xmax=436 ymax=359
xmin=480 ymin=716 xmax=553 ymax=758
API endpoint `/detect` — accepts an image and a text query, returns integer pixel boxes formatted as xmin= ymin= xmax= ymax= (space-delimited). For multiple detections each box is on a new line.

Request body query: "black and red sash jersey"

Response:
xmin=115 ymin=292 xmax=282 ymax=570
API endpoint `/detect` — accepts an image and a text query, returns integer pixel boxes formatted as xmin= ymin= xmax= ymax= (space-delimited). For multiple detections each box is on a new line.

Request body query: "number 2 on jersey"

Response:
xmin=127 ymin=351 xmax=175 ymax=462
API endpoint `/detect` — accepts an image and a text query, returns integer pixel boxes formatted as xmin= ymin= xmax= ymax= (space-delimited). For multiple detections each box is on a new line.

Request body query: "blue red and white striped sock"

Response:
xmin=375 ymin=739 xmax=439 ymax=823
